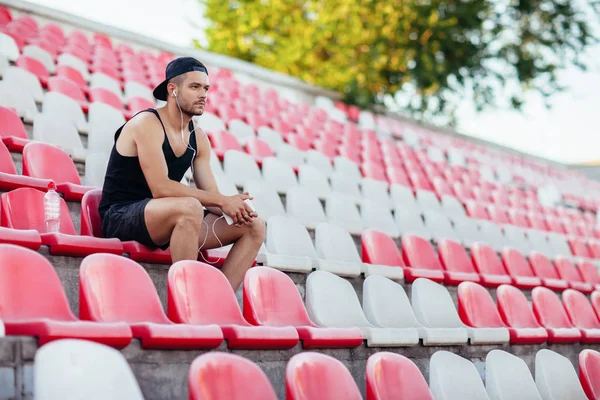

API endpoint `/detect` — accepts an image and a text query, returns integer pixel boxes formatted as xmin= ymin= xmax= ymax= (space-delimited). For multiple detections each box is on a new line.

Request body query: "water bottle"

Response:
xmin=44 ymin=182 xmax=61 ymax=233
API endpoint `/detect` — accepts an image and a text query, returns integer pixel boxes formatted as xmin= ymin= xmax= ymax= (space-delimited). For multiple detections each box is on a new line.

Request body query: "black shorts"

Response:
xmin=101 ymin=199 xmax=210 ymax=251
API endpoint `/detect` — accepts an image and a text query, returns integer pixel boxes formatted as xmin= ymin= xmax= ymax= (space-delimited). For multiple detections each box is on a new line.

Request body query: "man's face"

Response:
xmin=176 ymin=71 xmax=210 ymax=117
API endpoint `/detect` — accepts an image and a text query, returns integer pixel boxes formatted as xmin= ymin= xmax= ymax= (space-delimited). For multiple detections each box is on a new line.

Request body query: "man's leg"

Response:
xmin=144 ymin=197 xmax=204 ymax=262
xmin=199 ymin=213 xmax=265 ymax=290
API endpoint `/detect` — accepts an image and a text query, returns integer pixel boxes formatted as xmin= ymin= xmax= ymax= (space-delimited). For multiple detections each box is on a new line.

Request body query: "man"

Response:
xmin=99 ymin=57 xmax=264 ymax=290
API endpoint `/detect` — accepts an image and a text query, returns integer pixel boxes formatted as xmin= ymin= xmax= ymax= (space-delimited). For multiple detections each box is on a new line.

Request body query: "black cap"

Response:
xmin=152 ymin=57 xmax=208 ymax=101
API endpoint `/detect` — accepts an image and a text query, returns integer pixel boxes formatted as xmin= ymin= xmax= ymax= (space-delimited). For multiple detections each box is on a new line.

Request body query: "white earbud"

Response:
xmin=173 ymin=91 xmax=177 ymax=97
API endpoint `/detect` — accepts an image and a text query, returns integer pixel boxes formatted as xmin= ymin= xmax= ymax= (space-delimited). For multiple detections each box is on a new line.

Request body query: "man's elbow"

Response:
xmin=150 ymin=181 xmax=173 ymax=199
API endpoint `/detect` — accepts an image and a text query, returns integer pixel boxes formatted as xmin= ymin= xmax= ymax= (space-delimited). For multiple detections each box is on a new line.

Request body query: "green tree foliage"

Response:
xmin=198 ymin=0 xmax=599 ymax=122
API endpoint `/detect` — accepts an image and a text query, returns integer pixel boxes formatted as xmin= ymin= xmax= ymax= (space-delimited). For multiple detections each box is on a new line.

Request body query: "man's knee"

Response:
xmin=175 ymin=197 xmax=204 ymax=230
xmin=246 ymin=217 xmax=265 ymax=242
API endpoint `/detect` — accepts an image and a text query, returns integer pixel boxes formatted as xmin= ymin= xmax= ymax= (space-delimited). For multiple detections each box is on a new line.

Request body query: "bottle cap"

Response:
xmin=47 ymin=181 xmax=56 ymax=190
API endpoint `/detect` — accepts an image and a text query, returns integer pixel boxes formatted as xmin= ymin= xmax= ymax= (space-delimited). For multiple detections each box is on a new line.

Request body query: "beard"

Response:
xmin=178 ymin=98 xmax=205 ymax=117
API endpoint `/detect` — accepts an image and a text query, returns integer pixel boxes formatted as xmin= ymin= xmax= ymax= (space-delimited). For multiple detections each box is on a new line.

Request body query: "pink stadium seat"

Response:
xmin=22 ymin=142 xmax=94 ymax=201
xmin=127 ymin=97 xmax=154 ymax=118
xmin=579 ymin=259 xmax=600 ymax=290
xmin=386 ymin=167 xmax=410 ymax=186
xmin=0 ymin=244 xmax=132 ymax=347
xmin=0 ymin=6 xmax=12 ymax=25
xmin=554 ymin=256 xmax=593 ymax=294
xmin=562 ymin=289 xmax=600 ymax=343
xmin=80 ymin=189 xmax=172 ymax=263
xmin=55 ymin=65 xmax=88 ymax=91
xmin=15 ymin=55 xmax=49 ymax=87
xmin=452 ymin=182 xmax=475 ymax=202
xmin=80 ymin=253 xmax=222 ymax=349
xmin=500 ymin=247 xmax=542 ymax=289
xmin=496 ymin=284 xmax=548 ymax=344
xmin=458 ymin=281 xmax=508 ymax=331
xmin=545 ymin=217 xmax=566 ymax=234
xmin=437 ymin=238 xmax=481 ymax=285
xmin=408 ymin=172 xmax=432 ymax=192
xmin=48 ymin=77 xmax=89 ymax=112
xmin=0 ymin=106 xmax=31 ymax=151
xmin=243 ymin=267 xmax=363 ymax=349
xmin=361 ymin=230 xmax=405 ymax=269
xmin=188 ymin=353 xmax=277 ymax=400
xmin=470 ymin=243 xmax=513 ymax=287
xmin=245 ymin=137 xmax=274 ymax=166
xmin=527 ymin=214 xmax=549 ymax=231
xmin=0 ymin=141 xmax=52 ymax=192
xmin=400 ymin=234 xmax=444 ymax=283
xmin=531 ymin=286 xmax=582 ymax=343
xmin=366 ymin=352 xmax=434 ymax=400
xmin=465 ymin=201 xmax=490 ymax=220
xmin=89 ymin=87 xmax=124 ymax=112
xmin=507 ymin=209 xmax=531 ymax=229
xmin=528 ymin=251 xmax=569 ymax=291
xmin=286 ymin=352 xmax=362 ymax=400
xmin=168 ymin=261 xmax=299 ymax=349
xmin=487 ymin=205 xmax=510 ymax=225
xmin=432 ymin=178 xmax=453 ymax=198
xmin=1 ymin=187 xmax=123 ymax=256
xmin=208 ymin=130 xmax=243 ymax=159
xmin=579 ymin=349 xmax=600 ymax=400
xmin=569 ymin=238 xmax=593 ymax=259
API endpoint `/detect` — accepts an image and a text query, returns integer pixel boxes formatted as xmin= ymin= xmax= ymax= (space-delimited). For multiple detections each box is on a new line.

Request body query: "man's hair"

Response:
xmin=167 ymin=59 xmax=209 ymax=88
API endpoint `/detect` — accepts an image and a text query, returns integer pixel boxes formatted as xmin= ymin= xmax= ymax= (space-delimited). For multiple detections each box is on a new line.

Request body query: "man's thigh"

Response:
xmin=144 ymin=197 xmax=203 ymax=246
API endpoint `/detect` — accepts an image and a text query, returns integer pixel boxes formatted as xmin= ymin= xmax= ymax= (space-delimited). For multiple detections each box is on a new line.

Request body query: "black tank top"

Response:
xmin=98 ymin=108 xmax=197 ymax=219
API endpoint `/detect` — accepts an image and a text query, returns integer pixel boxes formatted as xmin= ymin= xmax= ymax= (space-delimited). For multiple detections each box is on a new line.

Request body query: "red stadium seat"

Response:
xmin=126 ymin=97 xmax=154 ymax=118
xmin=527 ymin=214 xmax=549 ymax=231
xmin=487 ymin=205 xmax=510 ymax=225
xmin=578 ymin=259 xmax=600 ymax=290
xmin=400 ymin=234 xmax=444 ymax=283
xmin=15 ymin=55 xmax=49 ymax=87
xmin=361 ymin=229 xmax=405 ymax=268
xmin=89 ymin=87 xmax=124 ymax=112
xmin=545 ymin=217 xmax=566 ymax=234
xmin=208 ymin=130 xmax=243 ymax=160
xmin=579 ymin=349 xmax=600 ymax=400
xmin=286 ymin=353 xmax=362 ymax=400
xmin=244 ymin=137 xmax=274 ymax=166
xmin=0 ymin=141 xmax=52 ymax=191
xmin=0 ymin=106 xmax=31 ymax=151
xmin=80 ymin=189 xmax=172 ymax=263
xmin=531 ymin=287 xmax=582 ymax=343
xmin=0 ymin=6 xmax=12 ymax=25
xmin=457 ymin=281 xmax=508 ymax=331
xmin=496 ymin=284 xmax=548 ymax=344
xmin=587 ymin=241 xmax=600 ymax=260
xmin=168 ymin=260 xmax=299 ymax=349
xmin=437 ymin=238 xmax=481 ymax=285
xmin=188 ymin=353 xmax=277 ymax=400
xmin=1 ymin=188 xmax=122 ymax=256
xmin=528 ymin=252 xmax=569 ymax=291
xmin=243 ymin=267 xmax=362 ymax=349
xmin=562 ymin=289 xmax=600 ymax=343
xmin=55 ymin=65 xmax=88 ymax=91
xmin=80 ymin=253 xmax=222 ymax=349
xmin=48 ymin=77 xmax=89 ymax=112
xmin=500 ymin=247 xmax=542 ymax=289
xmin=569 ymin=238 xmax=593 ymax=259
xmin=22 ymin=142 xmax=94 ymax=201
xmin=470 ymin=243 xmax=513 ymax=287
xmin=0 ymin=244 xmax=131 ymax=347
xmin=554 ymin=256 xmax=593 ymax=294
xmin=507 ymin=209 xmax=531 ymax=229
xmin=465 ymin=201 xmax=490 ymax=220
xmin=365 ymin=352 xmax=434 ymax=400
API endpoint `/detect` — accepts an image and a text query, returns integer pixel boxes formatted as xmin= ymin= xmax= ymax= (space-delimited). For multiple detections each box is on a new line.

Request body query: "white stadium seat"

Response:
xmin=261 ymin=156 xmax=298 ymax=194
xmin=0 ymin=33 xmax=19 ymax=61
xmin=427 ymin=147 xmax=445 ymax=163
xmin=390 ymin=184 xmax=419 ymax=210
xmin=423 ymin=210 xmax=461 ymax=244
xmin=257 ymin=126 xmax=284 ymax=151
xmin=0 ymin=80 xmax=38 ymax=123
xmin=243 ymin=180 xmax=286 ymax=220
xmin=429 ymin=351 xmax=490 ymax=400
xmin=330 ymin=172 xmax=362 ymax=203
xmin=503 ymin=225 xmax=531 ymax=255
xmin=298 ymin=164 xmax=331 ymax=199
xmin=333 ymin=156 xmax=362 ymax=182
xmin=548 ymin=233 xmax=573 ymax=259
xmin=228 ymin=119 xmax=255 ymax=145
xmin=23 ymin=45 xmax=56 ymax=74
xmin=223 ymin=150 xmax=262 ymax=187
xmin=416 ymin=190 xmax=442 ymax=212
xmin=441 ymin=195 xmax=466 ymax=218
xmin=361 ymin=178 xmax=392 ymax=208
xmin=57 ymin=53 xmax=90 ymax=80
xmin=195 ymin=111 xmax=226 ymax=133
xmin=264 ymin=215 xmax=315 ymax=273
xmin=124 ymin=81 xmax=154 ymax=102
xmin=4 ymin=66 xmax=44 ymax=103
xmin=214 ymin=174 xmax=239 ymax=196
xmin=535 ymin=349 xmax=587 ymax=400
xmin=486 ymin=350 xmax=542 ymax=400
xmin=325 ymin=192 xmax=363 ymax=236
xmin=0 ymin=54 xmax=9 ymax=78
xmin=286 ymin=187 xmax=328 ymax=229
xmin=32 ymin=114 xmax=87 ymax=162
xmin=314 ymin=223 xmax=362 ymax=277
xmin=304 ymin=149 xmax=334 ymax=177
xmin=479 ymin=221 xmax=508 ymax=252
xmin=87 ymin=102 xmax=126 ymax=151
xmin=42 ymin=91 xmax=88 ymax=133
xmin=452 ymin=218 xmax=482 ymax=249
xmin=395 ymin=208 xmax=432 ymax=240
xmin=85 ymin=152 xmax=109 ymax=188
xmin=361 ymin=200 xmax=399 ymax=238
xmin=526 ymin=230 xmax=556 ymax=259
xmin=90 ymin=73 xmax=124 ymax=99
xmin=276 ymin=143 xmax=305 ymax=166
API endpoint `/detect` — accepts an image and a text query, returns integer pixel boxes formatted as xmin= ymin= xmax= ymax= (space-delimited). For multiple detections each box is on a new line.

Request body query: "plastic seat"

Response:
xmin=261 ymin=156 xmax=298 ymax=194
xmin=286 ymin=352 xmax=362 ymax=400
xmin=0 ymin=32 xmax=19 ymax=61
xmin=124 ymin=81 xmax=153 ymax=103
xmin=195 ymin=112 xmax=226 ymax=133
xmin=528 ymin=251 xmax=570 ymax=291
xmin=361 ymin=199 xmax=398 ymax=238
xmin=500 ymin=247 xmax=542 ymax=289
xmin=81 ymin=255 xmax=223 ymax=349
xmin=223 ymin=150 xmax=262 ymax=187
xmin=0 ymin=79 xmax=38 ymax=124
xmin=395 ymin=208 xmax=433 ymax=240
xmin=262 ymin=215 xmax=315 ymax=273
xmin=3 ymin=66 xmax=44 ymax=103
xmin=257 ymin=126 xmax=284 ymax=152
xmin=313 ymin=223 xmax=362 ymax=277
xmin=333 ymin=156 xmax=362 ymax=182
xmin=286 ymin=187 xmax=328 ymax=229
xmin=437 ymin=238 xmax=481 ymax=284
xmin=360 ymin=230 xmax=405 ymax=280
xmin=471 ymin=242 xmax=513 ymax=287
xmin=0 ymin=106 xmax=31 ymax=153
xmin=228 ymin=119 xmax=255 ymax=145
xmin=578 ymin=259 xmax=600 ymax=290
xmin=42 ymin=91 xmax=88 ymax=134
xmin=331 ymin=172 xmax=362 ymax=200
xmin=527 ymin=230 xmax=556 ymax=258
xmin=390 ymin=184 xmax=420 ymax=210
xmin=535 ymin=349 xmax=588 ymax=400
xmin=32 ymin=113 xmax=86 ymax=161
xmin=496 ymin=284 xmax=548 ymax=344
xmin=245 ymin=137 xmax=274 ymax=165
xmin=441 ymin=195 xmax=466 ymax=218
xmin=548 ymin=233 xmax=574 ymax=258
xmin=57 ymin=53 xmax=89 ymax=81
xmin=188 ymin=353 xmax=277 ymax=400
xmin=452 ymin=217 xmax=482 ymax=248
xmin=298 ymin=164 xmax=331 ymax=199
xmin=243 ymin=180 xmax=286 ymax=220
xmin=429 ymin=351 xmax=490 ymax=400
xmin=423 ymin=210 xmax=462 ymax=244
xmin=0 ymin=139 xmax=52 ymax=192
xmin=486 ymin=350 xmax=543 ymax=400
xmin=85 ymin=152 xmax=109 ymax=187
xmin=531 ymin=287 xmax=582 ymax=343
xmin=570 ymin=237 xmax=593 ymax=259
xmin=304 ymin=149 xmax=334 ymax=176
xmin=88 ymin=102 xmax=126 ymax=154
xmin=503 ymin=225 xmax=531 ymax=255
xmin=479 ymin=220 xmax=509 ymax=251
xmin=22 ymin=45 xmax=55 ymax=74
xmin=34 ymin=339 xmax=143 ymax=400
xmin=22 ymin=142 xmax=94 ymax=201
xmin=15 ymin=55 xmax=50 ymax=87
xmin=457 ymin=281 xmax=510 ymax=343
xmin=579 ymin=349 xmax=600 ymax=400
xmin=90 ymin=73 xmax=123 ymax=99
xmin=562 ymin=289 xmax=600 ymax=343
xmin=365 ymin=352 xmax=434 ymax=400
xmin=361 ymin=178 xmax=391 ymax=208
xmin=554 ymin=256 xmax=593 ymax=293
xmin=416 ymin=189 xmax=442 ymax=212
xmin=47 ymin=77 xmax=89 ymax=112
xmin=209 ymin=130 xmax=243 ymax=159
xmin=0 ymin=245 xmax=131 ymax=346
xmin=401 ymin=234 xmax=445 ymax=283
xmin=243 ymin=267 xmax=363 ymax=348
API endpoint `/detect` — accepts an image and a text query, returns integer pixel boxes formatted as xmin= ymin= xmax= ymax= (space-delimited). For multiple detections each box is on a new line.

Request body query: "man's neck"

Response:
xmin=161 ymin=101 xmax=193 ymax=134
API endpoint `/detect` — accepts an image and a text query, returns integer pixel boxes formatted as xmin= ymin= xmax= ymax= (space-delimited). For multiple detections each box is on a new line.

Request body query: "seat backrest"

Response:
xmin=195 ymin=111 xmax=226 ymax=133
xmin=257 ymin=127 xmax=284 ymax=153
xmin=416 ymin=190 xmax=441 ymax=211
xmin=22 ymin=142 xmax=82 ymax=185
xmin=15 ymin=55 xmax=49 ymax=80
xmin=361 ymin=230 xmax=404 ymax=266
xmin=390 ymin=184 xmax=419 ymax=210
xmin=0 ymin=140 xmax=17 ymax=174
xmin=0 ymin=106 xmax=29 ymax=140
xmin=210 ymin=130 xmax=242 ymax=152
xmin=167 ymin=260 xmax=246 ymax=325
xmin=423 ymin=210 xmax=456 ymax=239
xmin=579 ymin=350 xmax=600 ymax=400
xmin=531 ymin=287 xmax=576 ymax=330
xmin=0 ymin=244 xmax=75 ymax=321
xmin=429 ymin=351 xmax=490 ymax=400
xmin=363 ymin=275 xmax=421 ymax=328
xmin=412 ymin=278 xmax=464 ymax=328
xmin=438 ymin=238 xmax=477 ymax=274
xmin=554 ymin=257 xmax=585 ymax=283
xmin=333 ymin=156 xmax=362 ymax=181
xmin=577 ymin=259 xmax=600 ymax=286
xmin=471 ymin=243 xmax=509 ymax=276
xmin=243 ymin=266 xmax=313 ymax=327
xmin=562 ymin=289 xmax=600 ymax=330
xmin=80 ymin=189 xmax=103 ymax=237
xmin=401 ymin=234 xmax=442 ymax=271
xmin=535 ymin=349 xmax=587 ymax=400
xmin=228 ymin=119 xmax=255 ymax=145
xmin=496 ymin=285 xmax=543 ymax=328
xmin=276 ymin=143 xmax=305 ymax=166
xmin=32 ymin=113 xmax=84 ymax=151
xmin=441 ymin=195 xmax=466 ymax=217
xmin=305 ymin=270 xmax=370 ymax=328
xmin=304 ymin=149 xmax=333 ymax=177
xmin=266 ymin=215 xmax=317 ymax=259
xmin=245 ymin=137 xmax=274 ymax=159
xmin=569 ymin=238 xmax=592 ymax=258
xmin=465 ymin=201 xmax=490 ymax=220
xmin=286 ymin=187 xmax=327 ymax=226
xmin=298 ymin=164 xmax=331 ymax=197
xmin=366 ymin=352 xmax=434 ymax=400
xmin=35 ymin=339 xmax=143 ymax=400
xmin=457 ymin=282 xmax=506 ymax=328
xmin=48 ymin=76 xmax=86 ymax=103
xmin=85 ymin=152 xmax=109 ymax=188
xmin=314 ymin=222 xmax=361 ymax=263
xmin=262 ymin=157 xmax=298 ymax=191
xmin=500 ymin=247 xmax=536 ymax=278
xmin=361 ymin=178 xmax=390 ymax=205
xmin=243 ymin=180 xmax=286 ymax=219
xmin=80 ymin=253 xmax=170 ymax=324
xmin=528 ymin=252 xmax=561 ymax=280
xmin=0 ymin=188 xmax=77 ymax=234
xmin=223 ymin=150 xmax=262 ymax=182
xmin=486 ymin=350 xmax=542 ymax=400
xmin=548 ymin=234 xmax=573 ymax=257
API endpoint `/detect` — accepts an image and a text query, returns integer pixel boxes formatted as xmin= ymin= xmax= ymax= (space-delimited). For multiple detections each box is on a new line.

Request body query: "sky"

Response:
xmin=26 ymin=0 xmax=600 ymax=165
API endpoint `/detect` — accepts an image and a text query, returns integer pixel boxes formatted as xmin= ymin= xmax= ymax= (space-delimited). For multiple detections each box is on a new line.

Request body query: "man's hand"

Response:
xmin=221 ymin=192 xmax=258 ymax=226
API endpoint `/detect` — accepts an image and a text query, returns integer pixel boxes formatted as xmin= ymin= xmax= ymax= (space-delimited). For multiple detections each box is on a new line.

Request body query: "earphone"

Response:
xmin=173 ymin=89 xmax=226 ymax=265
